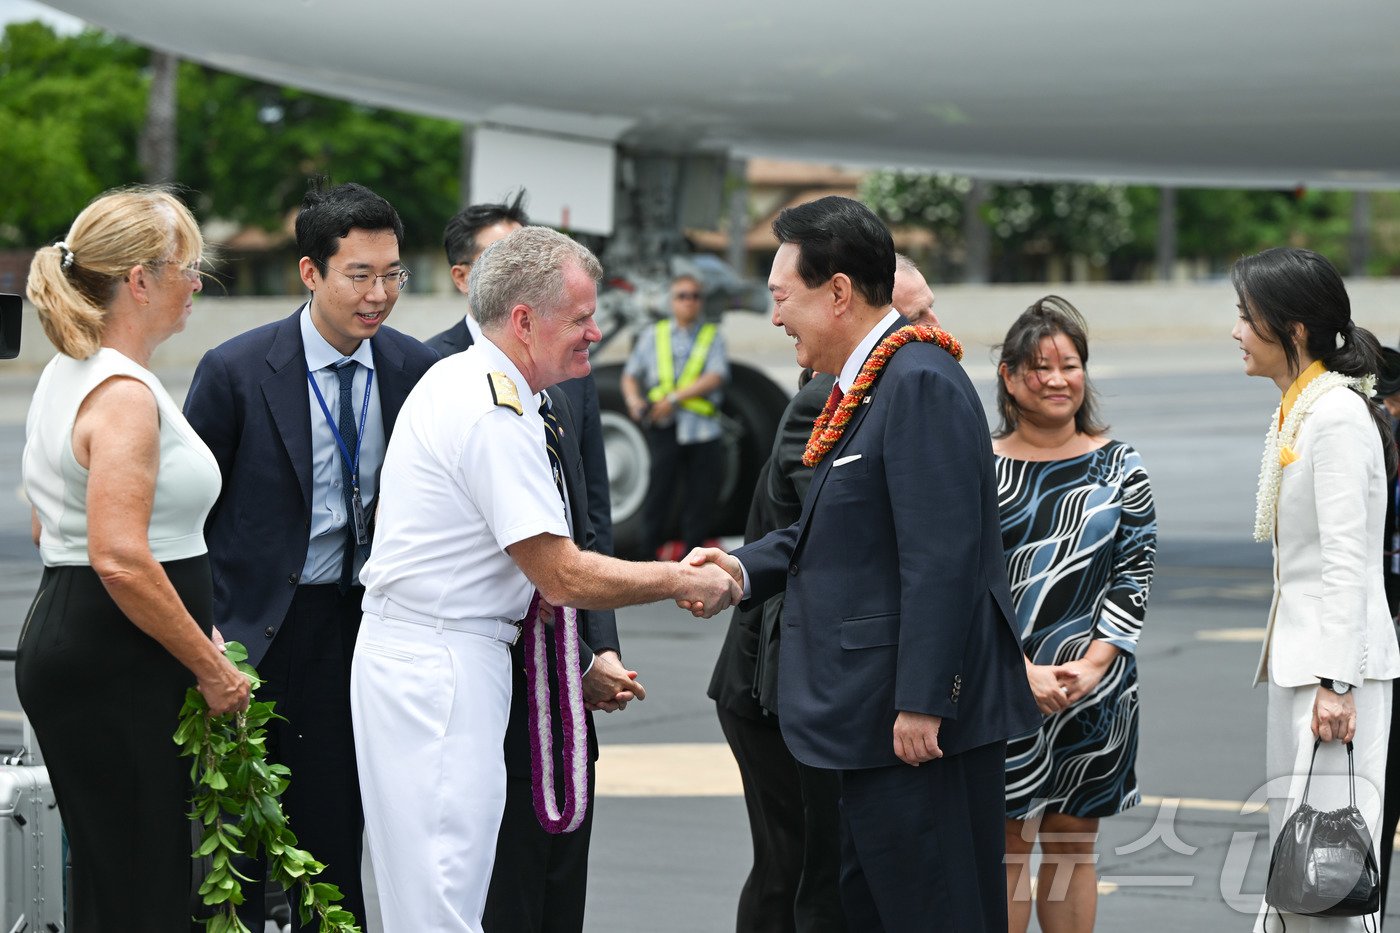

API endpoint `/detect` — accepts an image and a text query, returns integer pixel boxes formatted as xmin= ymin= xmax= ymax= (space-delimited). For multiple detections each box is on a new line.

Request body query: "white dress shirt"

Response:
xmin=839 ymin=309 xmax=903 ymax=393
xmin=739 ymin=308 xmax=903 ymax=595
xmin=299 ymin=304 xmax=386 ymax=584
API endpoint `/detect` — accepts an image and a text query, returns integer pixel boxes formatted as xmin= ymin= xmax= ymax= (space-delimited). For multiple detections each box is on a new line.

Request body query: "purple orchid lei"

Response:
xmin=524 ymin=590 xmax=589 ymax=834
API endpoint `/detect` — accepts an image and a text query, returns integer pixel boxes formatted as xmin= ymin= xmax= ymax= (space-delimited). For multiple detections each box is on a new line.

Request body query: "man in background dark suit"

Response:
xmin=428 ymin=191 xmax=612 ymax=553
xmin=708 ymin=368 xmax=845 ymax=933
xmin=427 ymin=196 xmax=632 ymax=932
xmin=692 ymin=196 xmax=1039 ymax=932
xmin=1373 ymin=346 xmax=1400 ymax=915
xmin=184 ymin=182 xmax=438 ymax=929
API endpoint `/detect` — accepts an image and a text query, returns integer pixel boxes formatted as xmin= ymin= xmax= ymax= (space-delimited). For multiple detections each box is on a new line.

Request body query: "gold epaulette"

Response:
xmin=488 ymin=371 xmax=523 ymax=415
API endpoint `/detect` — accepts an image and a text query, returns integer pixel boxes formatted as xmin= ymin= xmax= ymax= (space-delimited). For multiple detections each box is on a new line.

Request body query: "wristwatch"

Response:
xmin=1320 ymin=678 xmax=1354 ymax=696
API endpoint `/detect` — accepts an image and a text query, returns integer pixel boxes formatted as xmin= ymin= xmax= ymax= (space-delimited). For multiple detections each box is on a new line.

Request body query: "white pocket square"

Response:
xmin=833 ymin=454 xmax=862 ymax=467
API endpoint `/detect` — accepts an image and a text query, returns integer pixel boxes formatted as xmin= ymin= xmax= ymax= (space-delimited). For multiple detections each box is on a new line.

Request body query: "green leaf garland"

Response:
xmin=174 ymin=641 xmax=362 ymax=932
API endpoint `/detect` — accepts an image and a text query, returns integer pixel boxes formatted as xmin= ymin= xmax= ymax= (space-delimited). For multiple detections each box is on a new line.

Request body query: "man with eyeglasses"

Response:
xmin=184 ymin=180 xmax=438 ymax=931
xmin=622 ymin=273 xmax=730 ymax=560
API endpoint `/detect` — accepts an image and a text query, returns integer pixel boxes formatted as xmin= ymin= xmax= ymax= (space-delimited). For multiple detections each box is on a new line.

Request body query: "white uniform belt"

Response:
xmin=362 ymin=593 xmax=521 ymax=645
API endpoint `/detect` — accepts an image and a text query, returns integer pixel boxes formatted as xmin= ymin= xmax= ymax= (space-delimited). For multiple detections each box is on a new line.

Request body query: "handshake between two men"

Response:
xmin=674 ymin=547 xmax=744 ymax=618
xmin=518 ymin=535 xmax=745 ymax=714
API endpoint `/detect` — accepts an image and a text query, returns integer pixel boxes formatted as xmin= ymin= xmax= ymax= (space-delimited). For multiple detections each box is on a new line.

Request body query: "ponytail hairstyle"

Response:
xmin=993 ymin=295 xmax=1107 ymax=439
xmin=1232 ymin=246 xmax=1397 ymax=477
xmin=26 ymin=186 xmax=204 ymax=359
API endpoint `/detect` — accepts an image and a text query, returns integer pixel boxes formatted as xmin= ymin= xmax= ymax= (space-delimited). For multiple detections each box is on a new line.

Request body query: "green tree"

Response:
xmin=864 ymin=168 xmax=1369 ymax=280
xmin=177 ymin=72 xmax=461 ymax=246
xmin=1172 ymin=189 xmax=1354 ymax=273
xmin=0 ymin=21 xmax=460 ymax=253
xmin=861 ymin=171 xmax=1133 ymax=281
xmin=0 ymin=22 xmax=148 ymax=245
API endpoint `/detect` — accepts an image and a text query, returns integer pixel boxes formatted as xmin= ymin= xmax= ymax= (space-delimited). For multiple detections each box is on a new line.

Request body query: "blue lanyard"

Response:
xmin=305 ymin=365 xmax=374 ymax=487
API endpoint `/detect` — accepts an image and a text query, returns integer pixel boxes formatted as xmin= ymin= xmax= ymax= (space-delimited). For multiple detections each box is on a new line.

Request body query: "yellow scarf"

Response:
xmin=1278 ymin=360 xmax=1327 ymax=465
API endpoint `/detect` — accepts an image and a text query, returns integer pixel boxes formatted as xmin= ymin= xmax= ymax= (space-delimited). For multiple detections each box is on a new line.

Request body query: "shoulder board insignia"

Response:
xmin=488 ymin=371 xmax=523 ymax=415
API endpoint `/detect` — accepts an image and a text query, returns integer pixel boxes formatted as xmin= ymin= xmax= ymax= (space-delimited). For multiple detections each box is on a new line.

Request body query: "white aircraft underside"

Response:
xmin=43 ymin=0 xmax=1400 ymax=189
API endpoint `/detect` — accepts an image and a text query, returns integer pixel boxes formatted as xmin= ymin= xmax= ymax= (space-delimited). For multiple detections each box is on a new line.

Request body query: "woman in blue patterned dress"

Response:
xmin=994 ymin=297 xmax=1157 ymax=933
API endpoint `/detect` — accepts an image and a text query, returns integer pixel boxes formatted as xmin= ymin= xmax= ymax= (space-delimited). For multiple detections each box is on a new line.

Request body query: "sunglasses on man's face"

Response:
xmin=674 ymin=291 xmax=702 ymax=301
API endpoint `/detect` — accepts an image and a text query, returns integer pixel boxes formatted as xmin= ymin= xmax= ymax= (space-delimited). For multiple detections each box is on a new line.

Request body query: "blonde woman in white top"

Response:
xmin=1234 ymin=246 xmax=1400 ymax=932
xmin=19 ymin=188 xmax=248 ymax=932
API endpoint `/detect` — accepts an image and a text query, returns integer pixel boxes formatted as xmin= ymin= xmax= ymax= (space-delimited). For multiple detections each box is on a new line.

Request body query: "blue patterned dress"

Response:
xmin=997 ymin=441 xmax=1157 ymax=819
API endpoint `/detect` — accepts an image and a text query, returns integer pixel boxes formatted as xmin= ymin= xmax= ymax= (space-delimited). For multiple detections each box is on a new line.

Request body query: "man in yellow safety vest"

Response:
xmin=622 ymin=273 xmax=730 ymax=560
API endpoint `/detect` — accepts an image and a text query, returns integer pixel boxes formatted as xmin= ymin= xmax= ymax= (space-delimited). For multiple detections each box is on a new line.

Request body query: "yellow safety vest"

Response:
xmin=647 ymin=320 xmax=718 ymax=417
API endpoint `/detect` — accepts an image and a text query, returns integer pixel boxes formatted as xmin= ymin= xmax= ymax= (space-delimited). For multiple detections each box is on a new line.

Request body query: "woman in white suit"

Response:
xmin=1233 ymin=247 xmax=1400 ymax=931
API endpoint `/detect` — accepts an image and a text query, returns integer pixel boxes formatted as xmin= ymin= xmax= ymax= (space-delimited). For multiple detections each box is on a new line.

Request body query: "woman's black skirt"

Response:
xmin=17 ymin=555 xmax=212 ymax=933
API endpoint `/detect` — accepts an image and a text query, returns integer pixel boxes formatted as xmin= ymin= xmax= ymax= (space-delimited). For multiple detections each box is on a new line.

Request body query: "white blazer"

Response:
xmin=1254 ymin=385 xmax=1400 ymax=687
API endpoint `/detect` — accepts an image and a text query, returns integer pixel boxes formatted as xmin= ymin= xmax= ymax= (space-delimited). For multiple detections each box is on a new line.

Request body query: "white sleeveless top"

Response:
xmin=23 ymin=349 xmax=221 ymax=567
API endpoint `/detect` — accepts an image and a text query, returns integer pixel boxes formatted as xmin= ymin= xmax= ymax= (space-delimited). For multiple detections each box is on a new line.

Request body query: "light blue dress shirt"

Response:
xmin=622 ymin=318 xmax=729 ymax=445
xmin=299 ymin=303 xmax=386 ymax=584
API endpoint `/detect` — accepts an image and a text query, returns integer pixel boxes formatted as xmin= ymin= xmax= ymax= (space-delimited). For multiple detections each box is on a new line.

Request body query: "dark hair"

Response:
xmin=443 ymin=190 xmax=530 ymax=265
xmin=295 ymin=179 xmax=404 ymax=275
xmin=993 ymin=295 xmax=1107 ymax=438
xmin=771 ymin=196 xmax=894 ymax=307
xmin=1232 ymin=246 xmax=1397 ymax=476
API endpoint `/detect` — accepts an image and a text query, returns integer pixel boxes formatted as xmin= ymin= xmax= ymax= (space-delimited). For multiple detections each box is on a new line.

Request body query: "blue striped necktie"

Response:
xmin=335 ymin=360 xmax=360 ymax=592
xmin=539 ymin=397 xmax=567 ymax=506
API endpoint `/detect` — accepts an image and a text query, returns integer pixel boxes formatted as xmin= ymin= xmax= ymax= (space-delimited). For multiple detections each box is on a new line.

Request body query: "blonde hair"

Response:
xmin=26 ymin=186 xmax=204 ymax=359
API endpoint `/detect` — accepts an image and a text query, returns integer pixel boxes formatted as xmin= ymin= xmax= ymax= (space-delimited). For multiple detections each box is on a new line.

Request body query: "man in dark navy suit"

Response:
xmin=427 ymin=196 xmax=634 ymax=933
xmin=706 ymin=259 xmax=940 ymax=933
xmin=184 ymin=182 xmax=438 ymax=930
xmin=690 ymin=196 xmax=1039 ymax=932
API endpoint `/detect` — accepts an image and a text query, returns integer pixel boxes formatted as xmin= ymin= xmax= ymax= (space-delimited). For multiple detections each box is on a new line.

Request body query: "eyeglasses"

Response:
xmin=150 ymin=258 xmax=203 ymax=282
xmin=328 ymin=265 xmax=411 ymax=295
xmin=673 ymin=291 xmax=702 ymax=301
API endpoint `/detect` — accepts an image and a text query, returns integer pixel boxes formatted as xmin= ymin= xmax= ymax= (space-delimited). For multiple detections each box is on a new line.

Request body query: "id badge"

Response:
xmin=351 ymin=487 xmax=370 ymax=546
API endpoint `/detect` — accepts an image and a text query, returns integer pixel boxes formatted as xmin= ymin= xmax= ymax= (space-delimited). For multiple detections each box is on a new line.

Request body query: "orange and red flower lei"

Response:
xmin=803 ymin=324 xmax=964 ymax=467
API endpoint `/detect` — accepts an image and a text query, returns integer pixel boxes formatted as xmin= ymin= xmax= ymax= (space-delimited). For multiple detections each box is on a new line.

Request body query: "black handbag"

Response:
xmin=1264 ymin=739 xmax=1380 ymax=931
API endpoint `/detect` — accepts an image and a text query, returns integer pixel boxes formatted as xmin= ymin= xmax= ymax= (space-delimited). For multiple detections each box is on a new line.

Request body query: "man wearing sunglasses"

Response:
xmin=622 ymin=273 xmax=730 ymax=559
xmin=183 ymin=180 xmax=438 ymax=931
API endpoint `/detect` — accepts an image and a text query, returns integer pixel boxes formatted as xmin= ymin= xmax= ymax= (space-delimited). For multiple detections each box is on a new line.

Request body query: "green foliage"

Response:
xmin=176 ymin=642 xmax=361 ymax=933
xmin=1371 ymin=192 xmax=1400 ymax=276
xmin=177 ymin=69 xmax=461 ymax=243
xmin=863 ymin=167 xmax=1367 ymax=280
xmin=0 ymin=22 xmax=147 ymax=245
xmin=860 ymin=171 xmax=1133 ymax=280
xmin=0 ymin=20 xmax=460 ymax=249
xmin=858 ymin=171 xmax=969 ymax=243
xmin=986 ymin=183 xmax=1134 ymax=262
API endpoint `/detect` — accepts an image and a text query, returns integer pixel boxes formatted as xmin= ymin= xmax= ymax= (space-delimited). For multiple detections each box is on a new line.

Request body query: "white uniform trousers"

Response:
xmin=1254 ymin=679 xmax=1392 ymax=932
xmin=351 ymin=611 xmax=514 ymax=933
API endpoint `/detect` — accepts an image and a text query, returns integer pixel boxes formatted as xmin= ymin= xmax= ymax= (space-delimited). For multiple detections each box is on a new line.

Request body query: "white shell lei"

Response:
xmin=1253 ymin=371 xmax=1377 ymax=542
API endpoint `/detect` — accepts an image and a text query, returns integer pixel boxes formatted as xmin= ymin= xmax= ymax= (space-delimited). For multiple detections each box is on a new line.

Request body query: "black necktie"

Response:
xmin=539 ymin=397 xmax=567 ymax=507
xmin=335 ymin=360 xmax=360 ymax=592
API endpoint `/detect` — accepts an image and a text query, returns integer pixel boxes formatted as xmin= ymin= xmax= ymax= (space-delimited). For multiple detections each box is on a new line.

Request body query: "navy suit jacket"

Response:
xmin=183 ymin=308 xmax=438 ymax=667
xmin=732 ymin=327 xmax=1039 ymax=770
xmin=425 ymin=317 xmax=620 ymax=778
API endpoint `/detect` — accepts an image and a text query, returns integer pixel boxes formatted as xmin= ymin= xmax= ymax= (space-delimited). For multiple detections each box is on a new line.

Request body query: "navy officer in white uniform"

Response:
xmin=350 ymin=225 xmax=743 ymax=933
